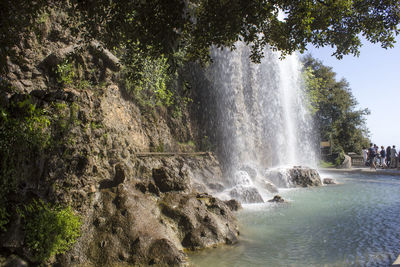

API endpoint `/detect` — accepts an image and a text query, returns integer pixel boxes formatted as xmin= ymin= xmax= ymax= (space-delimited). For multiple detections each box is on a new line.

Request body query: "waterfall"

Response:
xmin=188 ymin=42 xmax=318 ymax=201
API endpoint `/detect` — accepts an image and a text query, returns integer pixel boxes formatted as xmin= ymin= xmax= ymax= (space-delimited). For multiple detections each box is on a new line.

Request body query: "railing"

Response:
xmin=349 ymin=154 xmax=364 ymax=166
xmin=134 ymin=152 xmax=209 ymax=157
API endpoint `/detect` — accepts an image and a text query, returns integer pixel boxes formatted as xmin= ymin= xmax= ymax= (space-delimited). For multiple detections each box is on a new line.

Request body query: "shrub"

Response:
xmin=21 ymin=200 xmax=81 ymax=263
xmin=56 ymin=59 xmax=92 ymax=89
xmin=56 ymin=59 xmax=75 ymax=86
xmin=120 ymin=45 xmax=192 ymax=118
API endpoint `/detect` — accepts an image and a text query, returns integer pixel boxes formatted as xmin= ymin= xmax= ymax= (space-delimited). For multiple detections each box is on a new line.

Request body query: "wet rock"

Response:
xmin=207 ymin=182 xmax=225 ymax=192
xmin=160 ymin=193 xmax=239 ymax=250
xmin=268 ymin=195 xmax=285 ymax=203
xmin=224 ymin=199 xmax=242 ymax=211
xmin=239 ymin=165 xmax=258 ymax=179
xmin=264 ymin=169 xmax=290 ymax=188
xmin=152 ymin=167 xmax=190 ymax=192
xmin=229 ymin=186 xmax=264 ymax=204
xmin=192 ymin=182 xmax=208 ymax=193
xmin=262 ymin=180 xmax=279 ymax=193
xmin=288 ymin=167 xmax=322 ymax=187
xmin=323 ymin=178 xmax=336 ymax=185
xmin=147 ymin=238 xmax=185 ymax=266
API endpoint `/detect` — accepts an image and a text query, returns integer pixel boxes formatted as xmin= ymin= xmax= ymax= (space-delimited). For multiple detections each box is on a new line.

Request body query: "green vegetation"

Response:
xmin=0 ymin=96 xmax=81 ymax=231
xmin=177 ymin=140 xmax=196 ymax=152
xmin=56 ymin=59 xmax=93 ymax=90
xmin=302 ymin=55 xmax=370 ymax=154
xmin=0 ymin=97 xmax=51 ymax=230
xmin=21 ymin=200 xmax=81 ymax=263
xmin=122 ymin=54 xmax=173 ymax=108
xmin=318 ymin=160 xmax=335 ymax=168
xmin=72 ymin=0 xmax=400 ymax=65
xmin=56 ymin=59 xmax=75 ymax=87
xmin=120 ymin=47 xmax=192 ymax=118
xmin=3 ymin=1 xmax=400 ymax=74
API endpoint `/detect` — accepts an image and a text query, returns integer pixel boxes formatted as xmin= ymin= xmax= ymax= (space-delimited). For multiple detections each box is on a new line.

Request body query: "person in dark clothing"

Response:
xmin=367 ymin=143 xmax=376 ymax=169
xmin=386 ymin=146 xmax=391 ymax=167
xmin=380 ymin=145 xmax=387 ymax=168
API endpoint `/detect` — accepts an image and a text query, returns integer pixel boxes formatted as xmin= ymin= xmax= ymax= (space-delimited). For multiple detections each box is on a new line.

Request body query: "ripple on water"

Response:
xmin=190 ymin=174 xmax=400 ymax=267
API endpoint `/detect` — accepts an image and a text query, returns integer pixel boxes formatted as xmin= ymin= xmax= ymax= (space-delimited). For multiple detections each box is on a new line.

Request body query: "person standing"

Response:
xmin=374 ymin=144 xmax=380 ymax=167
xmin=368 ymin=143 xmax=376 ymax=170
xmin=380 ymin=146 xmax=387 ymax=168
xmin=390 ymin=145 xmax=398 ymax=168
xmin=386 ymin=146 xmax=391 ymax=167
xmin=362 ymin=147 xmax=368 ymax=165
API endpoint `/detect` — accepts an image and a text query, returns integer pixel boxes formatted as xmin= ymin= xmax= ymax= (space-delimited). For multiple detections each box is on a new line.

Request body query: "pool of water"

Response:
xmin=190 ymin=173 xmax=400 ymax=266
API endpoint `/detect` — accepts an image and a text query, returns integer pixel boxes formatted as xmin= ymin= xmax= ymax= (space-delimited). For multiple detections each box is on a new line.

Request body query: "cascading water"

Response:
xmin=188 ymin=42 xmax=319 ymax=202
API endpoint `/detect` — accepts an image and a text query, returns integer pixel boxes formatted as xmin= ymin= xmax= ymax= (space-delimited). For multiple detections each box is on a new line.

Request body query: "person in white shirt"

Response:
xmin=362 ymin=147 xmax=368 ymax=164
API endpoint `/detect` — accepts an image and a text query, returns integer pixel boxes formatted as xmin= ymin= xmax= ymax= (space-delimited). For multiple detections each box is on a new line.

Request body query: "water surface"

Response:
xmin=190 ymin=173 xmax=400 ymax=266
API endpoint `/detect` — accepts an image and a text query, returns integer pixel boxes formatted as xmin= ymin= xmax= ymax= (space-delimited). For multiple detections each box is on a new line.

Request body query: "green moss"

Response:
xmin=90 ymin=121 xmax=103 ymax=130
xmin=21 ymin=199 xmax=81 ymax=263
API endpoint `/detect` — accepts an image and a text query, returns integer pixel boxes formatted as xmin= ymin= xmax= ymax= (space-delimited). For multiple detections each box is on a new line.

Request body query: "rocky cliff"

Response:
xmin=0 ymin=7 xmax=239 ymax=267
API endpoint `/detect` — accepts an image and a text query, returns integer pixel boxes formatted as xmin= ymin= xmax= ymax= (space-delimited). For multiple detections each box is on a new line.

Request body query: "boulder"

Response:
xmin=239 ymin=165 xmax=258 ymax=179
xmin=287 ymin=167 xmax=322 ymax=187
xmin=267 ymin=195 xmax=285 ymax=203
xmin=262 ymin=180 xmax=279 ymax=193
xmin=323 ymin=178 xmax=336 ymax=185
xmin=229 ymin=186 xmax=264 ymax=204
xmin=339 ymin=154 xmax=352 ymax=169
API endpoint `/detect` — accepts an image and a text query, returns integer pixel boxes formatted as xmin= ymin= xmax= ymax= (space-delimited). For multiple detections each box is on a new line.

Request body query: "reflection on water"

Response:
xmin=190 ymin=174 xmax=400 ymax=267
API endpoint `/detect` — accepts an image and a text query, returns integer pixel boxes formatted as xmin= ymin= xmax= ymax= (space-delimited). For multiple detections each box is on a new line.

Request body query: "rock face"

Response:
xmin=64 ymin=169 xmax=239 ymax=267
xmin=152 ymin=167 xmax=191 ymax=192
xmin=57 ymin=157 xmax=238 ymax=267
xmin=0 ymin=7 xmax=238 ymax=267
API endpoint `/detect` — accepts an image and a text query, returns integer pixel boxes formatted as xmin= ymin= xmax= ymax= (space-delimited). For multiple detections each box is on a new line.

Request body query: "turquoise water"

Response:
xmin=190 ymin=173 xmax=400 ymax=266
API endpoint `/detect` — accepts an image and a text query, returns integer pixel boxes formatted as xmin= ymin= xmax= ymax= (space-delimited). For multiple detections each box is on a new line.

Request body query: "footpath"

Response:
xmin=319 ymin=167 xmax=400 ymax=176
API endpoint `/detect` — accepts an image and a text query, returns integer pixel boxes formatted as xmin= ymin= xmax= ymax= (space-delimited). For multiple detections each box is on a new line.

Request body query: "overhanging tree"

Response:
xmin=1 ymin=0 xmax=400 ymax=73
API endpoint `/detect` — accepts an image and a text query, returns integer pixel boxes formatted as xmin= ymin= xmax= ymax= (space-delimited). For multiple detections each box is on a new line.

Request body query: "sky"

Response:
xmin=305 ymin=35 xmax=400 ymax=147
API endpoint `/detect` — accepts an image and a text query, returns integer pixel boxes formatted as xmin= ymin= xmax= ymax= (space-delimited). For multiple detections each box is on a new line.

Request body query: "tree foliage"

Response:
xmin=302 ymin=54 xmax=370 ymax=153
xmin=1 ymin=0 xmax=400 ymax=73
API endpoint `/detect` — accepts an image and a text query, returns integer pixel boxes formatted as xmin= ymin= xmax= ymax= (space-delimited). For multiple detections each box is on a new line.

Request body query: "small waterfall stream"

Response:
xmin=189 ymin=42 xmax=318 ymax=201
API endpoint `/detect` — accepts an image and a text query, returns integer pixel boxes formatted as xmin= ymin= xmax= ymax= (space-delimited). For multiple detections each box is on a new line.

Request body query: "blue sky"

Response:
xmin=305 ymin=35 xmax=400 ymax=147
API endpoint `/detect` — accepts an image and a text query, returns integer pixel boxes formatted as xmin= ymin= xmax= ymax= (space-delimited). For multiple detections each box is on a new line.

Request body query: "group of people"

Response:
xmin=363 ymin=143 xmax=399 ymax=169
